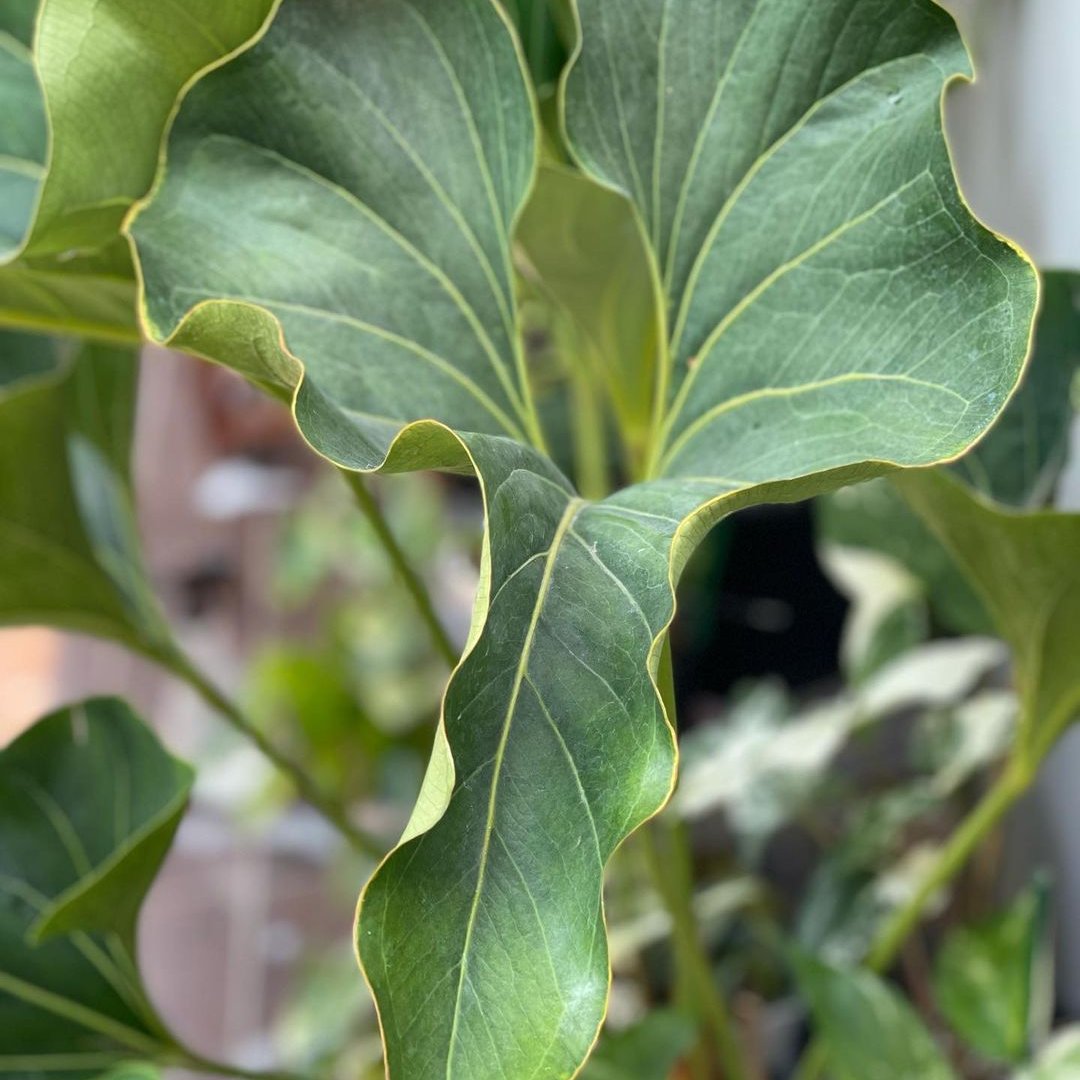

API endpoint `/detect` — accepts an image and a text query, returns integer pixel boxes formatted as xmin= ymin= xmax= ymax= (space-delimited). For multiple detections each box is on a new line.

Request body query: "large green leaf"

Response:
xmin=124 ymin=0 xmax=1035 ymax=1076
xmin=934 ymin=880 xmax=1051 ymax=1064
xmin=0 ymin=334 xmax=169 ymax=654
xmin=817 ymin=269 xmax=1079 ymax=636
xmin=0 ymin=0 xmax=275 ymax=342
xmin=895 ymin=470 xmax=1080 ymax=768
xmin=954 ymin=271 xmax=1080 ymax=508
xmin=0 ymin=697 xmax=192 ymax=1075
xmin=562 ymin=0 xmax=1035 ymax=481
xmin=796 ymin=953 xmax=957 ymax=1080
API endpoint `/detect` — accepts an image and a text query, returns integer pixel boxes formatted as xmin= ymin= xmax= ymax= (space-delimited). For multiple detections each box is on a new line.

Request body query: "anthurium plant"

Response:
xmin=5 ymin=1 xmax=1078 ymax=1078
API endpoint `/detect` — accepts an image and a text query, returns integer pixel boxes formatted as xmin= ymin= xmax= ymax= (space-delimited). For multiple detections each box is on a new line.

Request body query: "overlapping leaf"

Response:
xmin=934 ymin=880 xmax=1051 ymax=1064
xmin=0 ymin=697 xmax=192 ymax=1076
xmin=818 ymin=270 xmax=1079 ymax=638
xmin=954 ymin=272 xmax=1079 ymax=507
xmin=563 ymin=0 xmax=1035 ymax=482
xmin=0 ymin=335 xmax=168 ymax=654
xmin=125 ymin=0 xmax=1036 ymax=1076
xmin=895 ymin=470 xmax=1080 ymax=768
xmin=0 ymin=0 xmax=275 ymax=343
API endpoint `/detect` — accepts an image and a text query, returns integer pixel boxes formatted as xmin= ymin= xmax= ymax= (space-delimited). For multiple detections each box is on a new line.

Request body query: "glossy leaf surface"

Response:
xmin=125 ymin=0 xmax=1036 ymax=1075
xmin=0 ymin=697 xmax=192 ymax=1075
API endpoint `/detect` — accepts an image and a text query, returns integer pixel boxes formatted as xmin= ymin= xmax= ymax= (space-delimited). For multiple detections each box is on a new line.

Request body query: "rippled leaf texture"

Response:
xmin=895 ymin=469 xmax=1080 ymax=769
xmin=0 ymin=335 xmax=168 ymax=653
xmin=563 ymin=0 xmax=1035 ymax=482
xmin=126 ymin=0 xmax=1035 ymax=1075
xmin=0 ymin=697 xmax=193 ymax=1075
xmin=0 ymin=0 xmax=274 ymax=342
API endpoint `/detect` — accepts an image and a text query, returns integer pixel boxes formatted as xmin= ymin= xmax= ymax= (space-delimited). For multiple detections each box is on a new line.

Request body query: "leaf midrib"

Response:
xmin=445 ymin=496 xmax=583 ymax=1079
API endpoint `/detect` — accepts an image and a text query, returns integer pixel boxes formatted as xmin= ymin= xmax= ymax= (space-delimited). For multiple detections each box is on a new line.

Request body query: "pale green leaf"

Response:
xmin=818 ymin=545 xmax=928 ymax=682
xmin=123 ymin=1 xmax=1037 ymax=1076
xmin=817 ymin=477 xmax=993 ymax=636
xmin=0 ymin=697 xmax=192 ymax=1075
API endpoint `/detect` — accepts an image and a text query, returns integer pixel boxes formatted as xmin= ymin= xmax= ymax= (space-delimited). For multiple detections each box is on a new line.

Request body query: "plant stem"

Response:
xmin=163 ymin=648 xmax=384 ymax=858
xmin=341 ymin=470 xmax=458 ymax=668
xmin=642 ymin=641 xmax=749 ymax=1080
xmin=864 ymin=759 xmax=1029 ymax=973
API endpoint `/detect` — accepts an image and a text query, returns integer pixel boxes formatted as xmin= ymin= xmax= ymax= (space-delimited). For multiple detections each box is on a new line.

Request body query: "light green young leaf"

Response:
xmin=0 ymin=697 xmax=192 ymax=1074
xmin=0 ymin=0 xmax=275 ymax=343
xmin=124 ymin=1 xmax=1036 ymax=1076
xmin=934 ymin=880 xmax=1051 ymax=1064
xmin=517 ymin=164 xmax=658 ymax=471
xmin=0 ymin=3 xmax=44 ymax=261
xmin=0 ymin=335 xmax=169 ymax=655
xmin=796 ymin=953 xmax=958 ymax=1080
xmin=894 ymin=470 xmax=1080 ymax=767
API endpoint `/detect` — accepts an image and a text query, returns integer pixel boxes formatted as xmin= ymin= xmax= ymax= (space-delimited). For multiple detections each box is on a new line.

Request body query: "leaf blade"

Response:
xmin=0 ymin=697 xmax=192 ymax=1075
